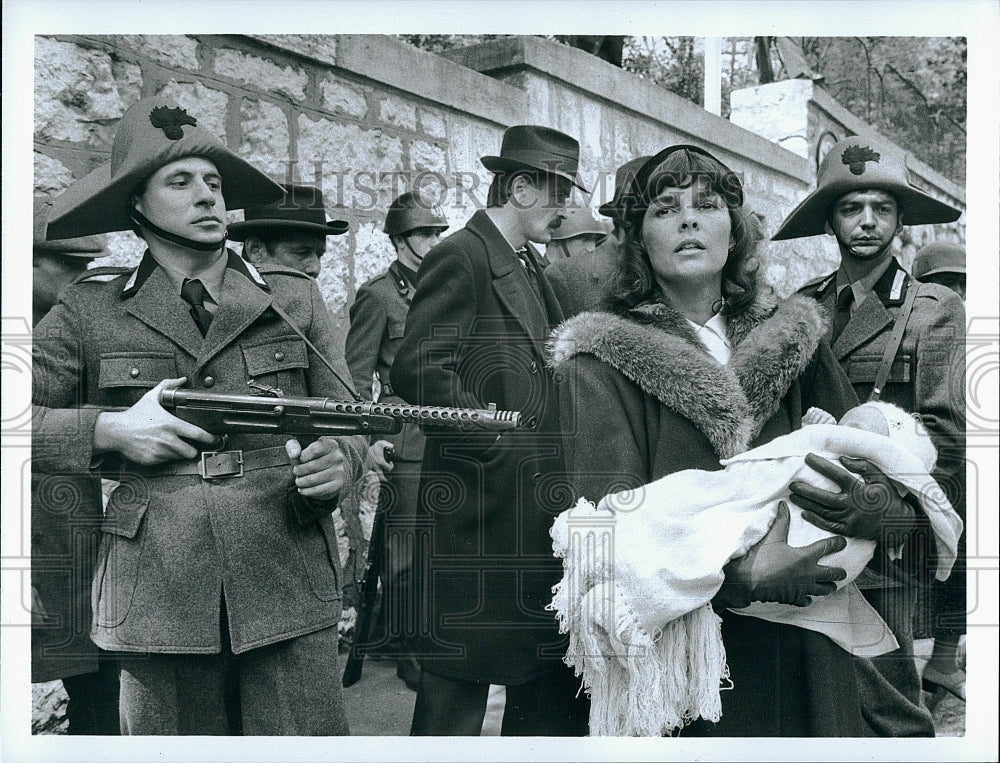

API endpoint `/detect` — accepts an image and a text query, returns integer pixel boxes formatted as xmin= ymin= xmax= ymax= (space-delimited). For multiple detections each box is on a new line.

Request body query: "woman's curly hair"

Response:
xmin=603 ymin=146 xmax=764 ymax=316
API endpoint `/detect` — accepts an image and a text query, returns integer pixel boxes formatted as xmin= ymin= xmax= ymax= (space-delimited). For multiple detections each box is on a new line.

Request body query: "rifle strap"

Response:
xmin=867 ymin=277 xmax=918 ymax=403
xmin=268 ymin=300 xmax=362 ymax=402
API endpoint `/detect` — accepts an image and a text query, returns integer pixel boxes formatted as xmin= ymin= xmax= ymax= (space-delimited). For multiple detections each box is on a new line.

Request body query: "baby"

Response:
xmin=549 ymin=401 xmax=962 ymax=737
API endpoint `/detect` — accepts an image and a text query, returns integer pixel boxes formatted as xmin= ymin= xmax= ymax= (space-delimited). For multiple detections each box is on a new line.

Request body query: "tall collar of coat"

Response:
xmin=120 ymin=248 xmax=270 ymax=299
xmin=547 ymin=292 xmax=829 ymax=459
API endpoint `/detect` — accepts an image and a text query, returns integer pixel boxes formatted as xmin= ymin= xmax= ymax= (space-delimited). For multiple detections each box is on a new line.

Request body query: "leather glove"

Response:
xmin=717 ymin=501 xmax=848 ymax=608
xmin=789 ymin=453 xmax=917 ymax=547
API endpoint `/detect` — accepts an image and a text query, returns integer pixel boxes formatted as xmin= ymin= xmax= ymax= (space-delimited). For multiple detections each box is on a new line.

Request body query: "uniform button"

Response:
xmin=129 ymin=367 xmax=140 ymax=378
xmin=274 ymin=351 xmax=285 ymax=361
xmin=529 ymin=361 xmax=539 ymax=374
xmin=202 ymin=376 xmax=216 ymax=388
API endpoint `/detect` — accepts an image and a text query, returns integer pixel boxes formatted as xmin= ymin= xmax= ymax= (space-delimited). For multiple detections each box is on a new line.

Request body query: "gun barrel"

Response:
xmin=320 ymin=400 xmax=521 ymax=431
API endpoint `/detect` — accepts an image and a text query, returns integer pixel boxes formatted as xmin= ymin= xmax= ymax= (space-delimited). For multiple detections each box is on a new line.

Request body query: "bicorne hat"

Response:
xmin=33 ymin=199 xmax=107 ymax=256
xmin=44 ymin=96 xmax=284 ymax=240
xmin=227 ymin=184 xmax=349 ymax=241
xmin=771 ymin=137 xmax=961 ymax=241
xmin=481 ymin=125 xmax=588 ymax=192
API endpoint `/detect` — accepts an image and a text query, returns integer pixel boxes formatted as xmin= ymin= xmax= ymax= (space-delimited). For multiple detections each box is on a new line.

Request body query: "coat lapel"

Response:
xmin=122 ymin=265 xmax=205 ymax=358
xmin=469 ymin=211 xmax=554 ymax=359
xmin=832 ymin=289 xmax=893 ymax=359
xmin=194 ymin=265 xmax=273 ymax=373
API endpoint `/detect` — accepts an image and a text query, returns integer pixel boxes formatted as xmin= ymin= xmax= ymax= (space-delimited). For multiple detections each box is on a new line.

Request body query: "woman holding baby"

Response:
xmin=549 ymin=145 xmax=930 ymax=737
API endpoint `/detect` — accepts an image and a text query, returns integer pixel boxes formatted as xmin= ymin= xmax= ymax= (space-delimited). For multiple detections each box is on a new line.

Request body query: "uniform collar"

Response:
xmin=122 ymin=248 xmax=271 ymax=299
xmin=836 ymin=256 xmax=895 ymax=308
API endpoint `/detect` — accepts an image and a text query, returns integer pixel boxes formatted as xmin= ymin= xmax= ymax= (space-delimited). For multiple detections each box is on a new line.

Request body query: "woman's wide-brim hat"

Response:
xmin=481 ymin=125 xmax=588 ymax=192
xmin=44 ymin=96 xmax=284 ymax=240
xmin=227 ymin=183 xmax=349 ymax=241
xmin=771 ymin=137 xmax=961 ymax=241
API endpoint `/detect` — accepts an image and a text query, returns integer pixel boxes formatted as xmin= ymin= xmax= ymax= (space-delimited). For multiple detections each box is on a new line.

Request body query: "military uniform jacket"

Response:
xmin=390 ymin=210 xmax=568 ymax=685
xmin=345 ymin=260 xmax=424 ymax=462
xmin=32 ymin=251 xmax=366 ymax=654
xmin=799 ymin=258 xmax=967 ymax=577
xmin=544 ymin=238 xmax=619 ymax=318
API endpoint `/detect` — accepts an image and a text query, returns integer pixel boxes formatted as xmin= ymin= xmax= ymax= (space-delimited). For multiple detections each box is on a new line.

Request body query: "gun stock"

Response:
xmin=342 ymin=495 xmax=387 ymax=688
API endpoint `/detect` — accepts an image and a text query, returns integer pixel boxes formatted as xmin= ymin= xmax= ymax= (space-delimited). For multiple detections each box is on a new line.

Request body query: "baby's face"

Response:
xmin=838 ymin=406 xmax=889 ymax=436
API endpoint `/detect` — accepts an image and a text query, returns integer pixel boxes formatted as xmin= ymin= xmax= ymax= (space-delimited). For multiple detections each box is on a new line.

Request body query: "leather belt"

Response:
xmin=124 ymin=445 xmax=291 ymax=480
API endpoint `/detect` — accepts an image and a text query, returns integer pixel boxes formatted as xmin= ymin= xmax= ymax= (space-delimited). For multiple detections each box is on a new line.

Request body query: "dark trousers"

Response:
xmin=61 ymin=649 xmax=121 ymax=735
xmin=118 ymin=625 xmax=347 ymax=735
xmin=410 ymin=666 xmax=589 ymax=736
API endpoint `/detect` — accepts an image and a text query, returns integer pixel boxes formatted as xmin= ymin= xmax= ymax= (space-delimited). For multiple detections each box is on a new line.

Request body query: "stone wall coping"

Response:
xmin=808 ymin=83 xmax=965 ymax=205
xmin=442 ymin=35 xmax=813 ymax=185
xmin=248 ymin=33 xmax=525 ymax=128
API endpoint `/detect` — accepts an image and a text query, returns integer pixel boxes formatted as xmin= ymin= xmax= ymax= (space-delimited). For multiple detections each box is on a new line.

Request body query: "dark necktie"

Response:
xmin=181 ymin=278 xmax=213 ymax=336
xmin=833 ymin=287 xmax=854 ymax=341
xmin=516 ymin=248 xmax=542 ymax=300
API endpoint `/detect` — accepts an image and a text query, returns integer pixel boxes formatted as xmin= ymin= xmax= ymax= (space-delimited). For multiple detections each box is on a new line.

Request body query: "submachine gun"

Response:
xmin=158 ymin=383 xmax=523 ymax=687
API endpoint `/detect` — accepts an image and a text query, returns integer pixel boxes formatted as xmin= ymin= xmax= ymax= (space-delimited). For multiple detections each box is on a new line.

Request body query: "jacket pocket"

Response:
xmin=846 ymin=352 xmax=913 ymax=385
xmin=293 ymin=512 xmax=342 ymax=601
xmin=98 ymin=352 xmax=178 ymax=406
xmin=93 ymin=481 xmax=150 ymax=627
xmin=241 ymin=336 xmax=309 ymax=393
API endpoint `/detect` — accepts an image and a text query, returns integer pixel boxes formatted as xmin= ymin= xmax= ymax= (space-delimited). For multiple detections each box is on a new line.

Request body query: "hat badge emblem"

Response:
xmin=841 ymin=145 xmax=881 ymax=176
xmin=149 ymin=106 xmax=198 ymax=140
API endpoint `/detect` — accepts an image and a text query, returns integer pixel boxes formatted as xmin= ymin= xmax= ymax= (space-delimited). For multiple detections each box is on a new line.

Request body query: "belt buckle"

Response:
xmin=199 ymin=450 xmax=244 ymax=480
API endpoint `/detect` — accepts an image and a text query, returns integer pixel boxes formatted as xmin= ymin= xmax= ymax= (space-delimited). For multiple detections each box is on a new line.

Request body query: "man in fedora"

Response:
xmin=546 ymin=155 xmax=648 ymax=317
xmin=344 ymin=190 xmax=449 ymax=692
xmin=390 ymin=125 xmax=590 ymax=735
xmin=32 ymin=96 xmax=366 ymax=735
xmin=228 ymin=183 xmax=349 ymax=279
xmin=772 ymin=136 xmax=966 ymax=736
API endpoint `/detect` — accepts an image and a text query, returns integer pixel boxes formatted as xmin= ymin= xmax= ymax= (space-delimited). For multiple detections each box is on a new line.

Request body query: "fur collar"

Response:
xmin=548 ymin=294 xmax=828 ymax=459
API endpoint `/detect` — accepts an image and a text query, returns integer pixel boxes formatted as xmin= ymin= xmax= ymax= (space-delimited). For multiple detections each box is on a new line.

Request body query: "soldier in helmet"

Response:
xmin=912 ymin=240 xmax=966 ymax=302
xmin=344 ymin=190 xmax=448 ymax=691
xmin=543 ymin=205 xmax=611 ymax=264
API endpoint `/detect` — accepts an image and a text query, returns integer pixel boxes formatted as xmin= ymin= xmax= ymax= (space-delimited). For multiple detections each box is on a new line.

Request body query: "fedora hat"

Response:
xmin=481 ymin=125 xmax=588 ymax=192
xmin=383 ymin=190 xmax=449 ymax=237
xmin=44 ymin=96 xmax=284 ymax=240
xmin=912 ymin=241 xmax=966 ymax=279
xmin=598 ymin=155 xmax=651 ymax=220
xmin=33 ymin=199 xmax=107 ymax=256
xmin=228 ymin=184 xmax=349 ymax=241
xmin=771 ymin=137 xmax=961 ymax=241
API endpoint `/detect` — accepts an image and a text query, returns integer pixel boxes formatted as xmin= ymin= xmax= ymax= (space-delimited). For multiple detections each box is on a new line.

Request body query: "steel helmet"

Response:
xmin=383 ymin=191 xmax=449 ymax=237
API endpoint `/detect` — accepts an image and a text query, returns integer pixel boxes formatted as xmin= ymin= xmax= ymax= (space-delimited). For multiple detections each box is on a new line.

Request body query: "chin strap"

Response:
xmin=130 ymin=208 xmax=227 ymax=252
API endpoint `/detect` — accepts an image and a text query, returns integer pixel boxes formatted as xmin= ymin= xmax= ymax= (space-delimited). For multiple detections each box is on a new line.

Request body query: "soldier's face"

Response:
xmin=825 ymin=189 xmax=902 ymax=261
xmin=134 ymin=156 xmax=226 ymax=246
xmin=396 ymin=228 xmax=442 ymax=271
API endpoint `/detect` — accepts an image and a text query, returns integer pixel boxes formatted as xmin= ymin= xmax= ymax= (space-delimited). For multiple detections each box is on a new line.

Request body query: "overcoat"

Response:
xmin=32 ymin=251 xmax=366 ymax=654
xmin=390 ymin=210 xmax=568 ymax=685
xmin=549 ymin=292 xmax=869 ymax=736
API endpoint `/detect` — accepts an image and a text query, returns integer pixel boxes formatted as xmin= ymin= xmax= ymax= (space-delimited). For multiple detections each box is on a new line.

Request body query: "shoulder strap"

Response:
xmin=868 ymin=278 xmax=919 ymax=402
xmin=267 ymin=300 xmax=362 ymax=402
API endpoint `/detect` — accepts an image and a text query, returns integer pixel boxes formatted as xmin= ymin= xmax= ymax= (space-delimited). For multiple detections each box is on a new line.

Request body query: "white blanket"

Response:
xmin=550 ymin=424 xmax=962 ymax=736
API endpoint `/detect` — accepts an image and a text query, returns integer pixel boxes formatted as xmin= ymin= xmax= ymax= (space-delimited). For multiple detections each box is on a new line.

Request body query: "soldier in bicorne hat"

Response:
xmin=33 ymin=97 xmax=366 ymax=735
xmin=773 ymin=136 xmax=966 ymax=736
xmin=390 ymin=125 xmax=591 ymax=735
